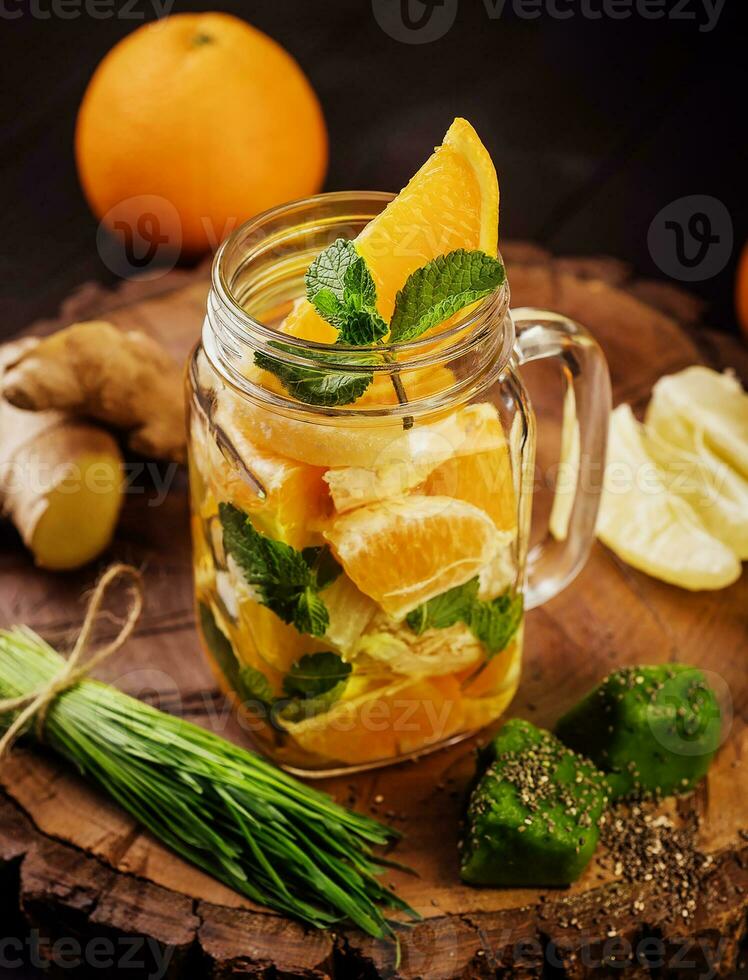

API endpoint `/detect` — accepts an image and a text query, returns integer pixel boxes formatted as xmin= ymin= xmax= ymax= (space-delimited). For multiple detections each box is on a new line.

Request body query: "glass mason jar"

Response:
xmin=188 ymin=192 xmax=611 ymax=776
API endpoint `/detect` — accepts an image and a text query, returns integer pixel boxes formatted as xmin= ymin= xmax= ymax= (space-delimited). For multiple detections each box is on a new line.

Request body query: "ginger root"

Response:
xmin=2 ymin=321 xmax=186 ymax=463
xmin=1 ymin=339 xmax=124 ymax=570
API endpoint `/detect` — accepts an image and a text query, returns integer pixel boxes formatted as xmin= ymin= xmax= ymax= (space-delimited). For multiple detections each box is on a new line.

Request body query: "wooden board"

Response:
xmin=1 ymin=244 xmax=747 ymax=979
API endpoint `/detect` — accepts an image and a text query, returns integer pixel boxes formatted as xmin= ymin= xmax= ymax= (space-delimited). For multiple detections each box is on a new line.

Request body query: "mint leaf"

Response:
xmin=469 ymin=591 xmax=524 ymax=656
xmin=343 ymin=257 xmax=377 ymax=310
xmin=302 ymin=547 xmax=342 ymax=589
xmin=254 ymin=343 xmax=374 ymax=407
xmin=238 ymin=665 xmax=274 ymax=706
xmin=219 ymin=503 xmax=331 ymax=637
xmin=199 ymin=603 xmax=243 ymax=690
xmin=406 ymin=577 xmax=480 ymax=635
xmin=279 ymin=680 xmax=349 ymax=723
xmin=406 ymin=579 xmax=522 ymax=658
xmin=305 ymin=239 xmax=387 ymax=347
xmin=283 ymin=651 xmax=352 ymax=698
xmin=305 ymin=238 xmax=359 ymax=306
xmin=311 ymin=287 xmax=345 ymax=324
xmin=294 ymin=588 xmax=330 ymax=637
xmin=337 ymin=308 xmax=388 ymax=346
xmin=390 ymin=249 xmax=506 ymax=343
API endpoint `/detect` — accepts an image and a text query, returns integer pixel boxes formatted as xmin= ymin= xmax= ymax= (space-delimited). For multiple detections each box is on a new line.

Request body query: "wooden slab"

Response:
xmin=1 ymin=245 xmax=747 ymax=979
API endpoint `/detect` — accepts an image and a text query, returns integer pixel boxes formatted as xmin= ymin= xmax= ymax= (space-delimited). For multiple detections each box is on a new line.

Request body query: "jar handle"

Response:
xmin=513 ymin=308 xmax=612 ymax=610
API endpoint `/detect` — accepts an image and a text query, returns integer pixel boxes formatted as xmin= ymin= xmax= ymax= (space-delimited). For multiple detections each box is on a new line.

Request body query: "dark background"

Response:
xmin=1 ymin=0 xmax=747 ymax=341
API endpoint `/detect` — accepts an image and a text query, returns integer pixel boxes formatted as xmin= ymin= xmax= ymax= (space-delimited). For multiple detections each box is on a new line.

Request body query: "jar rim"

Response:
xmin=204 ymin=191 xmax=515 ymax=419
xmin=211 ymin=190 xmax=511 ymax=359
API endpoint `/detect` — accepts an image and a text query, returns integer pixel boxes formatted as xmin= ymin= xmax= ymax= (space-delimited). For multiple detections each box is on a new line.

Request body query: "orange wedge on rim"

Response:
xmin=283 ymin=117 xmax=499 ymax=343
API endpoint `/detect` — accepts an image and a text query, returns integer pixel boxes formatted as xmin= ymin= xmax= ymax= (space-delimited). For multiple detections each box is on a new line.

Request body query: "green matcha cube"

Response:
xmin=461 ymin=719 xmax=608 ymax=887
xmin=555 ymin=664 xmax=721 ymax=799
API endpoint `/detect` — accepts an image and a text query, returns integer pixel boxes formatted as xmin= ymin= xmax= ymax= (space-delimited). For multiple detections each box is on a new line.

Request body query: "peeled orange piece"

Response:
xmin=282 ymin=675 xmax=465 ymax=765
xmin=283 ymin=117 xmax=498 ymax=344
xmin=597 ymin=405 xmax=741 ymax=590
xmin=324 ymin=495 xmax=500 ymax=618
xmin=324 ymin=402 xmax=508 ymax=514
xmin=321 ymin=574 xmax=378 ymax=656
xmin=422 ymin=410 xmax=516 ymax=532
xmin=209 ymin=401 xmax=331 ymax=548
xmin=356 ymin=616 xmax=485 ymax=676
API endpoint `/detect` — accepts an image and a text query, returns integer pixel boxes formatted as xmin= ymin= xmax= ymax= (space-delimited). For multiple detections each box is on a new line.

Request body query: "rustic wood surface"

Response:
xmin=1 ymin=244 xmax=746 ymax=979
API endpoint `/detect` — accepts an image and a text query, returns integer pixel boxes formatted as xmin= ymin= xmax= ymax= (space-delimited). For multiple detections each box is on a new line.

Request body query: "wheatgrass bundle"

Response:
xmin=0 ymin=589 xmax=414 ymax=939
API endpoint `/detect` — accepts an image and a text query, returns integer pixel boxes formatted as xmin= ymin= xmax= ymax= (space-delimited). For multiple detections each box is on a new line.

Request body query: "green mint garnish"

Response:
xmin=279 ymin=681 xmax=349 ymax=723
xmin=199 ymin=603 xmax=275 ymax=705
xmin=306 ymin=239 xmax=388 ymax=344
xmin=238 ymin=664 xmax=275 ymax=707
xmin=407 ymin=580 xmax=522 ymax=658
xmin=406 ymin=577 xmax=479 ymax=635
xmin=256 ymin=239 xmax=503 ymax=408
xmin=283 ymin=651 xmax=352 ymax=698
xmin=468 ymin=591 xmax=524 ymax=656
xmin=389 ymin=249 xmax=506 ymax=343
xmin=254 ymin=342 xmax=376 ymax=408
xmin=279 ymin=651 xmax=351 ymax=723
xmin=219 ymin=503 xmax=339 ymax=637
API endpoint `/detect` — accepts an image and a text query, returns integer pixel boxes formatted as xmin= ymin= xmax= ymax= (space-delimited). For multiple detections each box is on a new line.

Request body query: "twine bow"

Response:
xmin=0 ymin=563 xmax=144 ymax=759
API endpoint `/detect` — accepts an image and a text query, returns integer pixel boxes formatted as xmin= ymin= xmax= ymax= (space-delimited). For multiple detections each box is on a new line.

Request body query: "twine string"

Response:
xmin=0 ymin=563 xmax=143 ymax=759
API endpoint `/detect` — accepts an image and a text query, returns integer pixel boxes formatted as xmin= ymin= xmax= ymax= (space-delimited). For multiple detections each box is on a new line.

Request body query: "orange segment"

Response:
xmin=237 ymin=118 xmax=499 ymax=464
xmin=324 ymin=495 xmax=500 ymax=618
xmin=423 ymin=416 xmax=516 ymax=531
xmin=282 ymin=676 xmax=465 ymax=765
xmin=281 ymin=117 xmax=499 ymax=343
xmin=209 ymin=401 xmax=331 ymax=548
xmin=324 ymin=402 xmax=508 ymax=513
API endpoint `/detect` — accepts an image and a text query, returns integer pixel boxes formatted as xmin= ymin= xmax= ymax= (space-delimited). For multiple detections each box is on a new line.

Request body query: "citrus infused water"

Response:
xmin=189 ymin=365 xmax=524 ymax=773
xmin=188 ymin=119 xmax=532 ymax=772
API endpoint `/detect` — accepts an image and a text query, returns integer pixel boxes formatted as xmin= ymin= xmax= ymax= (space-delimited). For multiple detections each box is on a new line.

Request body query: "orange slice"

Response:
xmin=324 ymin=494 xmax=500 ymax=618
xmin=422 ymin=420 xmax=516 ymax=531
xmin=208 ymin=400 xmax=331 ymax=548
xmin=239 ymin=118 xmax=499 ymax=466
xmin=283 ymin=117 xmax=498 ymax=344
xmin=282 ymin=675 xmax=465 ymax=765
xmin=324 ymin=402 xmax=508 ymax=514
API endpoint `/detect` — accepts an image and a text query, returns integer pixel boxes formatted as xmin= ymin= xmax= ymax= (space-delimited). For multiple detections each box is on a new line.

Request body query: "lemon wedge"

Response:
xmin=597 ymin=405 xmax=741 ymax=590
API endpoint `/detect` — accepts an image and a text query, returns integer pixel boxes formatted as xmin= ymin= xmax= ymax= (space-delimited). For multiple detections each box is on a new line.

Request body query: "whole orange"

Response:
xmin=75 ymin=12 xmax=327 ymax=256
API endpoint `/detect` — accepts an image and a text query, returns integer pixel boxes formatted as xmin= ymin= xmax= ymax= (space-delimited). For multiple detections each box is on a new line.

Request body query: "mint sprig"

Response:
xmin=306 ymin=240 xmax=388 ymax=344
xmin=254 ymin=343 xmax=376 ymax=408
xmin=198 ymin=603 xmax=275 ymax=706
xmin=468 ymin=591 xmax=524 ymax=655
xmin=406 ymin=579 xmax=522 ymax=658
xmin=405 ymin=577 xmax=479 ymax=635
xmin=219 ymin=503 xmax=340 ymax=637
xmin=256 ymin=239 xmax=504 ymax=408
xmin=283 ymin=651 xmax=352 ymax=698
xmin=390 ymin=249 xmax=505 ymax=343
xmin=280 ymin=652 xmax=351 ymax=723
